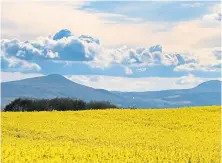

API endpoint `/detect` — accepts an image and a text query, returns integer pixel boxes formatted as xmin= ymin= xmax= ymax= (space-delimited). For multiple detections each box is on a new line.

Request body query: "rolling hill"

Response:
xmin=1 ymin=74 xmax=125 ymax=107
xmin=113 ymin=80 xmax=221 ymax=107
xmin=1 ymin=74 xmax=221 ymax=108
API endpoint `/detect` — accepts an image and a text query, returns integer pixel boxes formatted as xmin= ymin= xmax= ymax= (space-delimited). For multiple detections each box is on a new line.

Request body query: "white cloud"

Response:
xmin=137 ymin=68 xmax=146 ymax=72
xmin=173 ymin=47 xmax=221 ymax=72
xmin=176 ymin=73 xmax=204 ymax=85
xmin=1 ymin=30 xmax=101 ymax=63
xmin=2 ymin=29 xmax=220 ymax=73
xmin=46 ymin=50 xmax=59 ymax=59
xmin=174 ymin=62 xmax=221 ymax=72
xmin=124 ymin=67 xmax=133 ymax=75
xmin=92 ymin=44 xmax=198 ymax=69
xmin=65 ymin=74 xmax=218 ymax=91
xmin=203 ymin=12 xmax=221 ymax=21
xmin=1 ymin=72 xmax=43 ymax=82
xmin=181 ymin=3 xmax=203 ymax=8
xmin=203 ymin=4 xmax=221 ymax=22
xmin=213 ymin=47 xmax=222 ymax=60
xmin=2 ymin=56 xmax=41 ymax=71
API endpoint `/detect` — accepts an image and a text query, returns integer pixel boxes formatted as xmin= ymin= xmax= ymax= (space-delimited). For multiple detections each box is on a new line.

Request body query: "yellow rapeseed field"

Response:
xmin=1 ymin=106 xmax=221 ymax=163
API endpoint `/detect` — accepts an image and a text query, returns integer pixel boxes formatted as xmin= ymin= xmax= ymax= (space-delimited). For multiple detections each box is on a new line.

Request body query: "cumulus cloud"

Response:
xmin=1 ymin=29 xmax=221 ymax=74
xmin=203 ymin=12 xmax=221 ymax=22
xmin=1 ymin=29 xmax=101 ymax=62
xmin=212 ymin=47 xmax=222 ymax=60
xmin=174 ymin=62 xmax=221 ymax=72
xmin=203 ymin=4 xmax=221 ymax=22
xmin=53 ymin=29 xmax=72 ymax=40
xmin=124 ymin=67 xmax=133 ymax=75
xmin=98 ymin=45 xmax=197 ymax=68
xmin=173 ymin=47 xmax=222 ymax=73
xmin=176 ymin=73 xmax=204 ymax=85
xmin=2 ymin=55 xmax=41 ymax=71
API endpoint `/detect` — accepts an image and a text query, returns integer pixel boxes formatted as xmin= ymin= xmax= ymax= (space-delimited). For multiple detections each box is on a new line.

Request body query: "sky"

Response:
xmin=1 ymin=1 xmax=221 ymax=91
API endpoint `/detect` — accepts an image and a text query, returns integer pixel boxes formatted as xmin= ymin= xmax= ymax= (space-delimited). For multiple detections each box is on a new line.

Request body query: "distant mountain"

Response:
xmin=113 ymin=80 xmax=221 ymax=108
xmin=1 ymin=74 xmax=221 ymax=108
xmin=191 ymin=80 xmax=221 ymax=93
xmin=1 ymin=74 xmax=125 ymax=108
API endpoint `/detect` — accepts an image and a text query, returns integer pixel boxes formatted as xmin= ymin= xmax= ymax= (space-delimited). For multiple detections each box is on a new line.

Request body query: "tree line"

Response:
xmin=4 ymin=98 xmax=117 ymax=112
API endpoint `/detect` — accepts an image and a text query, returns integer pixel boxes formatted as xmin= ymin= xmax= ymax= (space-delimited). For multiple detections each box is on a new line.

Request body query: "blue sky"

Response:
xmin=1 ymin=1 xmax=221 ymax=91
xmin=80 ymin=1 xmax=218 ymax=22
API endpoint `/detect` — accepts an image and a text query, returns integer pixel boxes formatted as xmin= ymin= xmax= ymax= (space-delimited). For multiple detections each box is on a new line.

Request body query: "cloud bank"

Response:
xmin=1 ymin=29 xmax=221 ymax=75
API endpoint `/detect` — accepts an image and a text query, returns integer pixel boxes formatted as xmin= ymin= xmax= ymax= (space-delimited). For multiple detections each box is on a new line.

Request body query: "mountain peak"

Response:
xmin=44 ymin=74 xmax=71 ymax=83
xmin=193 ymin=80 xmax=221 ymax=92
xmin=46 ymin=74 xmax=65 ymax=78
xmin=197 ymin=80 xmax=221 ymax=87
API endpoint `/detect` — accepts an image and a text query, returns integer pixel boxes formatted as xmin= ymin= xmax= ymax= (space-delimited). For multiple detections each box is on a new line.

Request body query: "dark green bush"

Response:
xmin=87 ymin=101 xmax=117 ymax=110
xmin=4 ymin=98 xmax=116 ymax=112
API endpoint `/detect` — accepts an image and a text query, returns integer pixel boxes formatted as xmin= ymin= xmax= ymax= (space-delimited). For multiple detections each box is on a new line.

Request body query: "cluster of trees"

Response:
xmin=4 ymin=98 xmax=117 ymax=112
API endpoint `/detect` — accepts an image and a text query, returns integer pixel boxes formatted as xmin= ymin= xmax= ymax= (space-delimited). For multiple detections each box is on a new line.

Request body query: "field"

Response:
xmin=1 ymin=106 xmax=221 ymax=163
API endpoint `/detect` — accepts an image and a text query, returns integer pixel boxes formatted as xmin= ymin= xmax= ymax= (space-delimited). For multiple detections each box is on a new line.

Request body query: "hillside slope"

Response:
xmin=1 ymin=74 xmax=124 ymax=107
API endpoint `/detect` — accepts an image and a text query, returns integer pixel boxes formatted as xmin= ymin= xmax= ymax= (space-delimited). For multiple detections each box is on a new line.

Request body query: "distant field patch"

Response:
xmin=2 ymin=106 xmax=220 ymax=163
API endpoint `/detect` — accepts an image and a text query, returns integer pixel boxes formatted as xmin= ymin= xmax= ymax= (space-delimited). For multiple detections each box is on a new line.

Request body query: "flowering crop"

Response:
xmin=1 ymin=106 xmax=220 ymax=163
